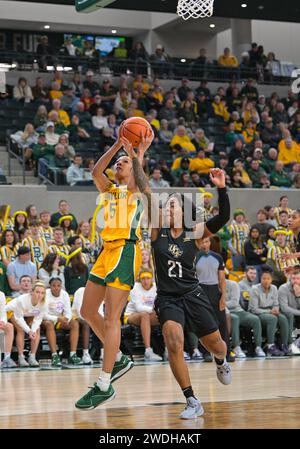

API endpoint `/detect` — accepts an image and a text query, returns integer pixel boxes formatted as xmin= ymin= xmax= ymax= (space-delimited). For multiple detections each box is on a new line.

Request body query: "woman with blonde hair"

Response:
xmin=6 ymin=281 xmax=47 ymax=367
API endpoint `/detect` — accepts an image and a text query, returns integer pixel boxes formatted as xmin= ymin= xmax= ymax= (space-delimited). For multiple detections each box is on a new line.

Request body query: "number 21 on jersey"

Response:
xmin=168 ymin=260 xmax=183 ymax=278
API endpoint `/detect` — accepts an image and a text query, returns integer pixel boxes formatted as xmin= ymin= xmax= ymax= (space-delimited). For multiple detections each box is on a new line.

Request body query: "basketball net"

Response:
xmin=177 ymin=0 xmax=214 ymax=20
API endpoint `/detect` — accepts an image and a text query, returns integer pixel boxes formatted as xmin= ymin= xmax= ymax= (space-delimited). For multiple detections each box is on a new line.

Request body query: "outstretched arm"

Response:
xmin=195 ymin=169 xmax=230 ymax=246
xmin=92 ymin=135 xmax=123 ymax=192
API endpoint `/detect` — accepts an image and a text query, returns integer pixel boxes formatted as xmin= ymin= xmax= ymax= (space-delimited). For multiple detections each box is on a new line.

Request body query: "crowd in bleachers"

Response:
xmin=1 ymin=66 xmax=300 ymax=188
xmin=0 ymin=195 xmax=300 ymax=368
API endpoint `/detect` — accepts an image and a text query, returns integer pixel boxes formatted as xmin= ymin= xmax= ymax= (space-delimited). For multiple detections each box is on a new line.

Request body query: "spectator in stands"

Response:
xmin=253 ymin=209 xmax=272 ymax=241
xmin=189 ymin=149 xmax=214 ymax=177
xmin=189 ymin=48 xmax=208 ymax=78
xmin=228 ymin=209 xmax=250 ymax=271
xmin=158 ymin=119 xmax=173 ymax=144
xmin=273 ymin=196 xmax=292 ymax=226
xmin=240 ymin=78 xmax=259 ymax=102
xmin=7 ymin=246 xmax=37 ymax=297
xmin=261 ymin=117 xmax=281 ymax=147
xmin=38 ymin=253 xmax=65 ymax=288
xmin=247 ymin=159 xmax=267 ymax=188
xmin=11 ymin=123 xmax=38 ymax=153
xmin=178 ymin=78 xmax=191 ymax=102
xmin=130 ymin=41 xmax=149 ymax=64
xmin=42 ymin=277 xmax=81 ymax=366
xmin=98 ymin=127 xmax=116 ymax=155
xmin=50 ymin=200 xmax=77 ymax=230
xmin=272 ymin=102 xmax=289 ymax=125
xmin=33 ymin=105 xmax=48 ymax=131
xmin=149 ymin=167 xmax=170 ymax=188
xmin=61 ymin=37 xmax=78 ymax=57
xmin=244 ymin=226 xmax=268 ymax=281
xmin=125 ymin=270 xmax=162 ymax=361
xmin=73 ymin=102 xmax=92 ymax=129
xmin=13 ymin=211 xmax=29 ymax=241
xmin=170 ymin=125 xmax=196 ymax=153
xmin=32 ymin=77 xmax=49 ymax=102
xmin=31 ymin=133 xmax=54 ymax=168
xmin=81 ymin=40 xmax=98 ymax=60
xmin=279 ymin=270 xmax=300 ymax=354
xmin=239 ymin=266 xmax=258 ymax=311
xmin=68 ymin=114 xmax=90 ymax=144
xmin=7 ymin=281 xmax=47 ymax=367
xmin=270 ymin=161 xmax=292 ymax=187
xmin=48 ymin=227 xmax=70 ymax=256
xmin=218 ymin=47 xmax=238 ymax=68
xmin=293 ymin=173 xmax=300 ymax=188
xmin=0 ymin=229 xmax=18 ymax=267
xmin=44 ymin=121 xmax=59 ymax=146
xmin=230 ymin=169 xmax=245 ymax=188
xmin=265 ymin=52 xmax=281 ymax=80
xmin=25 ymin=204 xmax=38 ymax=225
xmin=49 ymin=81 xmax=63 ymax=101
xmin=64 ymin=250 xmax=89 ymax=295
xmin=250 ymin=267 xmax=290 ymax=356
xmin=49 ymin=99 xmax=70 ymax=127
xmin=150 ymin=44 xmax=173 ymax=77
xmin=13 ymin=77 xmax=33 ymax=103
xmin=14 ymin=275 xmax=32 ymax=297
xmin=267 ymin=230 xmax=298 ymax=287
xmin=176 ymin=172 xmax=192 ymax=187
xmin=92 ymin=107 xmax=108 ymax=130
xmin=0 ymin=291 xmax=17 ymax=368
xmin=114 ymin=88 xmax=132 ymax=114
xmin=82 ymin=70 xmax=100 ymax=96
xmin=278 ymin=135 xmax=300 ymax=166
xmin=228 ymin=139 xmax=246 ymax=167
xmin=212 ymin=95 xmax=230 ymax=122
xmin=36 ymin=35 xmax=54 ymax=68
xmin=99 ymin=79 xmax=117 ymax=114
xmin=232 ymin=159 xmax=252 ymax=187
xmin=58 ymin=133 xmax=74 ymax=160
xmin=66 ymin=154 xmax=85 ymax=186
xmin=70 ymin=73 xmax=83 ymax=98
xmin=225 ymin=279 xmax=265 ymax=358
xmin=60 ymin=85 xmax=80 ymax=113
xmin=158 ymin=98 xmax=177 ymax=126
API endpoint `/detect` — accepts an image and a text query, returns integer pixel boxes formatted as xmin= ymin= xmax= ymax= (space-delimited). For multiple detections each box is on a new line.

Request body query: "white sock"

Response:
xmin=97 ymin=370 xmax=111 ymax=391
xmin=52 ymin=353 xmax=57 ymax=357
xmin=70 ymin=351 xmax=76 ymax=357
xmin=83 ymin=349 xmax=89 ymax=355
xmin=115 ymin=351 xmax=122 ymax=362
xmin=30 ymin=353 xmax=36 ymax=357
xmin=19 ymin=354 xmax=24 ymax=359
xmin=4 ymin=353 xmax=10 ymax=360
xmin=145 ymin=347 xmax=152 ymax=353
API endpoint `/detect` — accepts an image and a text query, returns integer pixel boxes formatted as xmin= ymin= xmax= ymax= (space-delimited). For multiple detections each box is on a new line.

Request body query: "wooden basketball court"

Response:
xmin=1 ymin=357 xmax=299 ymax=429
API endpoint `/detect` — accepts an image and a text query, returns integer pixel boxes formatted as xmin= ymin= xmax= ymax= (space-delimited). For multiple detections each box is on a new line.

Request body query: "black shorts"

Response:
xmin=154 ymin=285 xmax=219 ymax=338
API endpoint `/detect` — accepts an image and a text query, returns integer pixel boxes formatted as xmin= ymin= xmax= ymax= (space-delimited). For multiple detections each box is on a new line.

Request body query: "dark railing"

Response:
xmin=0 ymin=50 xmax=297 ymax=86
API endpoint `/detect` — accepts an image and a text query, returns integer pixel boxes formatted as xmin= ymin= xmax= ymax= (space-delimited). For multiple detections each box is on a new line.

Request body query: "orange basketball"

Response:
xmin=120 ymin=117 xmax=152 ymax=148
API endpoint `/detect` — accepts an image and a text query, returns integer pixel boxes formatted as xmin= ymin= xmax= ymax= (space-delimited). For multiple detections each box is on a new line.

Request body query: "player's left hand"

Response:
xmin=210 ymin=168 xmax=226 ymax=188
xmin=120 ymin=136 xmax=137 ymax=159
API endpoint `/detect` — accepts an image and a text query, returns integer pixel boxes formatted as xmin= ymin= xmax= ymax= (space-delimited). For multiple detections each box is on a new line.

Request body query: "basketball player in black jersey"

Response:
xmin=122 ymin=137 xmax=231 ymax=419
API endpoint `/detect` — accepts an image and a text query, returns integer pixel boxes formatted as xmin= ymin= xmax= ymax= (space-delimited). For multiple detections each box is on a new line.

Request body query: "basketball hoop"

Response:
xmin=177 ymin=0 xmax=214 ymax=20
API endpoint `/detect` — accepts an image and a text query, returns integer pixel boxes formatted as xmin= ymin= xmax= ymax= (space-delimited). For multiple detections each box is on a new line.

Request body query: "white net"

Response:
xmin=177 ymin=0 xmax=214 ymax=20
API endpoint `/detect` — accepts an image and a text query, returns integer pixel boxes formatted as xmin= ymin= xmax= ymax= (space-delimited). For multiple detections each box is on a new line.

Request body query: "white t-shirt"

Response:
xmin=0 ymin=291 xmax=7 ymax=323
xmin=72 ymin=287 xmax=104 ymax=319
xmin=6 ymin=293 xmax=48 ymax=333
xmin=45 ymin=289 xmax=72 ymax=323
xmin=126 ymin=283 xmax=157 ymax=315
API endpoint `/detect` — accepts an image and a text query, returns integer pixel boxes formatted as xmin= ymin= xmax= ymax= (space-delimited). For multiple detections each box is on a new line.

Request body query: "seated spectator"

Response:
xmin=59 ymin=217 xmax=75 ymax=244
xmin=130 ymin=42 xmax=149 ymax=64
xmin=11 ymin=124 xmax=38 ymax=154
xmin=48 ymin=227 xmax=70 ymax=256
xmin=254 ymin=209 xmax=272 ymax=240
xmin=49 ymin=81 xmax=63 ymax=101
xmin=109 ymin=40 xmax=128 ymax=59
xmin=267 ymin=230 xmax=298 ymax=287
xmin=270 ymin=161 xmax=292 ymax=188
xmin=176 ymin=172 xmax=193 ymax=187
xmin=125 ymin=270 xmax=162 ymax=361
xmin=272 ymin=102 xmax=289 ymax=125
xmin=22 ymin=221 xmax=47 ymax=269
xmin=218 ymin=47 xmax=238 ymax=67
xmin=13 ymin=275 xmax=32 ymax=297
xmin=158 ymin=119 xmax=173 ymax=144
xmin=50 ymin=200 xmax=77 ymax=231
xmin=191 ymin=128 xmax=210 ymax=152
xmin=212 ymin=95 xmax=230 ymax=122
xmin=45 ymin=121 xmax=60 ymax=146
xmin=232 ymin=159 xmax=252 ymax=187
xmin=171 ymin=155 xmax=191 ymax=182
xmin=244 ymin=226 xmax=268 ymax=281
xmin=60 ymin=85 xmax=80 ymax=113
xmin=58 ymin=133 xmax=75 ymax=159
xmin=38 ymin=253 xmax=65 ymax=288
xmin=36 ymin=35 xmax=54 ymax=70
xmin=64 ymin=250 xmax=89 ymax=295
xmin=7 ymin=246 xmax=37 ymax=297
xmin=247 ymin=159 xmax=267 ymax=188
xmin=68 ymin=114 xmax=90 ymax=144
xmin=83 ymin=71 xmax=100 ymax=96
xmin=273 ymin=196 xmax=293 ymax=226
xmin=260 ymin=147 xmax=278 ymax=173
xmin=293 ymin=173 xmax=300 ymax=188
xmin=13 ymin=211 xmax=28 ymax=241
xmin=261 ymin=118 xmax=281 ymax=147
xmin=99 ymin=79 xmax=117 ymax=113
xmin=249 ymin=267 xmax=290 ymax=356
xmin=46 ymin=143 xmax=70 ymax=184
xmin=265 ymin=52 xmax=281 ymax=80
xmin=98 ymin=127 xmax=116 ymax=154
xmin=189 ymin=149 xmax=214 ymax=175
xmin=32 ymin=77 xmax=49 ymax=102
xmin=6 ymin=281 xmax=47 ymax=367
xmin=0 ymin=291 xmax=16 ymax=368
xmin=278 ymin=136 xmax=300 ymax=166
xmin=228 ymin=139 xmax=246 ymax=167
xmin=66 ymin=154 xmax=85 ymax=186
xmin=114 ymin=88 xmax=132 ymax=114
xmin=227 ymin=86 xmax=243 ymax=112
xmin=230 ymin=169 xmax=245 ymax=188
xmin=150 ymin=44 xmax=173 ymax=77
xmin=61 ymin=37 xmax=78 ymax=57
xmin=92 ymin=107 xmax=108 ymax=130
xmin=279 ymin=270 xmax=300 ymax=354
xmin=80 ymin=88 xmax=94 ymax=111
xmin=242 ymin=120 xmax=260 ymax=145
xmin=190 ymin=171 xmax=206 ymax=187
xmin=0 ymin=229 xmax=18 ymax=268
xmin=239 ymin=266 xmax=258 ymax=311
xmin=69 ymin=72 xmax=83 ymax=98
xmin=170 ymin=126 xmax=196 ymax=153
xmin=242 ymin=101 xmax=260 ymax=125
xmin=149 ymin=167 xmax=170 ymax=188
xmin=42 ymin=278 xmax=81 ymax=366
xmin=13 ymin=77 xmax=33 ymax=103
xmin=49 ymin=99 xmax=70 ymax=127
xmin=225 ymin=122 xmax=242 ymax=146
xmin=73 ymin=102 xmax=92 ymax=129
xmin=240 ymin=78 xmax=259 ymax=102
xmin=33 ymin=105 xmax=48 ymax=131
xmin=226 ymin=279 xmax=265 ymax=358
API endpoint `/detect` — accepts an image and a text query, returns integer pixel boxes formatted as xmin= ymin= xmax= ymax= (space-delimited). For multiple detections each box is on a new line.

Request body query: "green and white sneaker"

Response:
xmin=68 ymin=353 xmax=82 ymax=365
xmin=75 ymin=383 xmax=115 ymax=410
xmin=51 ymin=353 xmax=62 ymax=367
xmin=111 ymin=354 xmax=133 ymax=383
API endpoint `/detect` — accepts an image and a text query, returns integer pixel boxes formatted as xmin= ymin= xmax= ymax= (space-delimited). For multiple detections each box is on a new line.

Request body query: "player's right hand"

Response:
xmin=120 ymin=136 xmax=137 ymax=159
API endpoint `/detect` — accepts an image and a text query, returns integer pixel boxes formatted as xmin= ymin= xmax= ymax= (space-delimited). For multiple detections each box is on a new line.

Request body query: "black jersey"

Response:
xmin=152 ymin=228 xmax=199 ymax=296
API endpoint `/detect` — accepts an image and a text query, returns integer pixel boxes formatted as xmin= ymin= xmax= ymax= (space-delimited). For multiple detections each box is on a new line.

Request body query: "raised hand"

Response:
xmin=209 ymin=168 xmax=226 ymax=188
xmin=137 ymin=128 xmax=154 ymax=158
xmin=120 ymin=136 xmax=137 ymax=159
